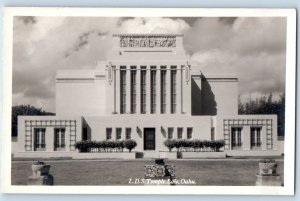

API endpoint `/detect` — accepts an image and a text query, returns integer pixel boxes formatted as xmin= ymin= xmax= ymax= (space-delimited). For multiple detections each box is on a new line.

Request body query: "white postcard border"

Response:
xmin=1 ymin=7 xmax=296 ymax=195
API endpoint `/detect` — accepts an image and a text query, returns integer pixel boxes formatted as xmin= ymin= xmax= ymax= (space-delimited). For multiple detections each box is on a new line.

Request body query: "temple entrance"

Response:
xmin=144 ymin=128 xmax=156 ymax=150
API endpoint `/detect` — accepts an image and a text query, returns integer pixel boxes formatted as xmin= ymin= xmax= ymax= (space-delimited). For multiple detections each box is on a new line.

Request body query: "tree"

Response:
xmin=11 ymin=105 xmax=55 ymax=137
xmin=238 ymin=93 xmax=285 ymax=136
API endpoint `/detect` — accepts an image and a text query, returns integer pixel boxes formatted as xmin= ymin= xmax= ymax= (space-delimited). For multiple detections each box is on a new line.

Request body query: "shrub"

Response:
xmin=163 ymin=139 xmax=225 ymax=152
xmin=163 ymin=139 xmax=176 ymax=152
xmin=75 ymin=139 xmax=137 ymax=152
xmin=124 ymin=139 xmax=137 ymax=152
xmin=260 ymin=159 xmax=276 ymax=163
xmin=75 ymin=141 xmax=91 ymax=152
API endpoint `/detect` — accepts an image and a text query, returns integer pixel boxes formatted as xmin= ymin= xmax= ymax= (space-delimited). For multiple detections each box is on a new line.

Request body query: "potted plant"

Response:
xmin=258 ymin=159 xmax=277 ymax=175
xmin=31 ymin=160 xmax=51 ymax=176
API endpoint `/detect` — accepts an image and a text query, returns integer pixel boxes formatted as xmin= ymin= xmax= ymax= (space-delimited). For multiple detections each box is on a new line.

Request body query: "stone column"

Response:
xmin=146 ymin=66 xmax=151 ymax=114
xmin=136 ymin=66 xmax=141 ymax=114
xmin=46 ymin=127 xmax=54 ymax=151
xmin=113 ymin=67 xmax=116 ymax=114
xmin=126 ymin=66 xmax=130 ymax=114
xmin=115 ymin=67 xmax=120 ymax=114
xmin=242 ymin=126 xmax=251 ymax=150
xmin=156 ymin=66 xmax=161 ymax=114
xmin=176 ymin=65 xmax=181 ymax=114
xmin=261 ymin=125 xmax=267 ymax=150
xmin=65 ymin=127 xmax=70 ymax=151
xmin=166 ymin=66 xmax=171 ymax=114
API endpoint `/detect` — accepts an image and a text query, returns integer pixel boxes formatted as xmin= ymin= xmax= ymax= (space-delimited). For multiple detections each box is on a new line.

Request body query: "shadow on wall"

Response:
xmin=82 ymin=118 xmax=92 ymax=140
xmin=201 ymin=76 xmax=217 ymax=115
xmin=191 ymin=78 xmax=202 ymax=115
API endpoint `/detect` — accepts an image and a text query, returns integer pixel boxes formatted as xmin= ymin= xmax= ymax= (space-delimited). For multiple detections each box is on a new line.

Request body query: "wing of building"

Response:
xmin=15 ymin=34 xmax=282 ymax=158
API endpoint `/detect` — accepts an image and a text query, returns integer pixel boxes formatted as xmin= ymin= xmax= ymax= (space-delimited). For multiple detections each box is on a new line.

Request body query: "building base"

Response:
xmin=28 ymin=175 xmax=54 ymax=185
xmin=255 ymin=174 xmax=282 ymax=186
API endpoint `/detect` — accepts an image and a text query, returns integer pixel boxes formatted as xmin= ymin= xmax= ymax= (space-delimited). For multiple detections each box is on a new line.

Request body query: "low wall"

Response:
xmin=13 ymin=152 xmax=137 ymax=159
xmin=14 ymin=152 xmax=76 ymax=159
xmin=158 ymin=152 xmax=177 ymax=159
xmin=72 ymin=152 xmax=136 ymax=159
xmin=181 ymin=152 xmax=226 ymax=159
xmin=225 ymin=150 xmax=282 ymax=157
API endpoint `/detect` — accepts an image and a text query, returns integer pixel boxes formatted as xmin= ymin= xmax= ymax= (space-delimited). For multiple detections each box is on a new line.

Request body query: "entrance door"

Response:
xmin=144 ymin=128 xmax=155 ymax=150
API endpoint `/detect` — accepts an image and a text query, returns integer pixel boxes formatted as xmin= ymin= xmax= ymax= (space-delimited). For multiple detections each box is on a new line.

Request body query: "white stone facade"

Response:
xmin=16 ymin=34 xmax=281 ymax=157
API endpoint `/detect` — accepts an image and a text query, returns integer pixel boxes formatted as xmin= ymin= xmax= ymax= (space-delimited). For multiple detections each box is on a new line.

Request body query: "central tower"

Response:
xmin=104 ymin=34 xmax=191 ymax=115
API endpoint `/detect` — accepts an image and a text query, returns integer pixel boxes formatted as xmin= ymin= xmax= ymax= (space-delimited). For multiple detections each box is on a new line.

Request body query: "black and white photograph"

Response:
xmin=1 ymin=8 xmax=296 ymax=195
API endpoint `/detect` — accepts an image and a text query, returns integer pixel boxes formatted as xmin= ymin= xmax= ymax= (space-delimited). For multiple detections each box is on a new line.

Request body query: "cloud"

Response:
xmin=12 ymin=16 xmax=286 ymax=112
xmin=12 ymin=17 xmax=190 ymax=112
xmin=117 ymin=17 xmax=190 ymax=34
xmin=186 ymin=17 xmax=286 ymax=100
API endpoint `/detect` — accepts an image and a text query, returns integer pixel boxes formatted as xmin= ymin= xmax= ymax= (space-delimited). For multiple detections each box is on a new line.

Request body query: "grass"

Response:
xmin=11 ymin=159 xmax=284 ymax=186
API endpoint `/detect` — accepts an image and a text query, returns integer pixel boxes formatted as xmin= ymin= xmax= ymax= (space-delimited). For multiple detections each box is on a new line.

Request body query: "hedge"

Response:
xmin=163 ymin=139 xmax=225 ymax=152
xmin=75 ymin=139 xmax=137 ymax=153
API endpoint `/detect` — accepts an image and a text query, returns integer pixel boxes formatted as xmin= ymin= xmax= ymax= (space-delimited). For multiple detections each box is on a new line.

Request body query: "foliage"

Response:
xmin=163 ymin=139 xmax=176 ymax=152
xmin=11 ymin=105 xmax=55 ymax=136
xmin=238 ymin=93 xmax=285 ymax=136
xmin=259 ymin=159 xmax=276 ymax=163
xmin=163 ymin=139 xmax=225 ymax=152
xmin=34 ymin=160 xmax=45 ymax=165
xmin=75 ymin=139 xmax=137 ymax=153
xmin=124 ymin=139 xmax=137 ymax=152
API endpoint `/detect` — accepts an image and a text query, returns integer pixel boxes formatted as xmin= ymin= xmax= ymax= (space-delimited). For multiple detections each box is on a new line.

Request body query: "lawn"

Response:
xmin=11 ymin=159 xmax=284 ymax=186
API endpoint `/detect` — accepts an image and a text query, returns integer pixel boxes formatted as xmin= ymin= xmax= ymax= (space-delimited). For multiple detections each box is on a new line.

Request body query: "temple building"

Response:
xmin=15 ymin=34 xmax=281 ymax=158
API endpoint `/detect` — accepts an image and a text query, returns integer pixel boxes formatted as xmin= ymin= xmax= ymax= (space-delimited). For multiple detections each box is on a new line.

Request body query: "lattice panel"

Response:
xmin=223 ymin=118 xmax=273 ymax=150
xmin=24 ymin=120 xmax=77 ymax=151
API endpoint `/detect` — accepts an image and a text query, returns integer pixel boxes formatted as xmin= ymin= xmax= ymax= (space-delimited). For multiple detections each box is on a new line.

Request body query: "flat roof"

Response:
xmin=112 ymin=34 xmax=184 ymax=37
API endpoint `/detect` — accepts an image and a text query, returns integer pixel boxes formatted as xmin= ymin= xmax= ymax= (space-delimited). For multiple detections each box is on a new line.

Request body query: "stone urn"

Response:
xmin=258 ymin=159 xmax=277 ymax=175
xmin=31 ymin=161 xmax=51 ymax=176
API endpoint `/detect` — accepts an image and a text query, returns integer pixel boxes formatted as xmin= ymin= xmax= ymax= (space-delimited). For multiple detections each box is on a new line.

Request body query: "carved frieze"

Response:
xmin=119 ymin=35 xmax=176 ymax=48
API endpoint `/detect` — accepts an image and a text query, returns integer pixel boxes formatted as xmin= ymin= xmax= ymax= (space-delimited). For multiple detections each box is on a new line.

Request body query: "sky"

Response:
xmin=12 ymin=17 xmax=287 ymax=113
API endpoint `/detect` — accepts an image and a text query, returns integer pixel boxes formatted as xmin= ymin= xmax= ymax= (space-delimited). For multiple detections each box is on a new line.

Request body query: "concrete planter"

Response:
xmin=32 ymin=164 xmax=51 ymax=176
xmin=258 ymin=162 xmax=277 ymax=175
xmin=181 ymin=152 xmax=226 ymax=159
xmin=158 ymin=152 xmax=178 ymax=159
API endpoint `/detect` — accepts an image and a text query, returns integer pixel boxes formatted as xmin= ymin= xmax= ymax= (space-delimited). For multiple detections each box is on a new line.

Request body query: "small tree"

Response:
xmin=163 ymin=139 xmax=176 ymax=152
xmin=124 ymin=139 xmax=137 ymax=152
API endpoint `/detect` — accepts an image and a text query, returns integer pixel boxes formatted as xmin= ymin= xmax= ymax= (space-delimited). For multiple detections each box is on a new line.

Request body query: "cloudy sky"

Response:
xmin=13 ymin=17 xmax=286 ymax=112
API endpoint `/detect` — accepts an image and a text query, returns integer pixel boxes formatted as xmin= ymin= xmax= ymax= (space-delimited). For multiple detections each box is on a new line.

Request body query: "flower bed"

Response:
xmin=163 ymin=139 xmax=225 ymax=152
xmin=75 ymin=139 xmax=137 ymax=153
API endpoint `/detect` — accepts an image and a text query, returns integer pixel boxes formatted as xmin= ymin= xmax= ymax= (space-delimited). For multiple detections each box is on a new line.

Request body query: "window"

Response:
xmin=161 ymin=66 xmax=167 ymax=114
xmin=54 ymin=128 xmax=65 ymax=150
xmin=34 ymin=128 xmax=46 ymax=151
xmin=120 ymin=66 xmax=127 ymax=114
xmin=231 ymin=127 xmax=242 ymax=149
xmin=150 ymin=66 xmax=157 ymax=114
xmin=116 ymin=128 xmax=122 ymax=140
xmin=126 ymin=128 xmax=131 ymax=139
xmin=141 ymin=66 xmax=147 ymax=114
xmin=251 ymin=127 xmax=261 ymax=149
xmin=171 ymin=66 xmax=177 ymax=113
xmin=168 ymin=128 xmax=174 ymax=139
xmin=187 ymin=127 xmax=193 ymax=139
xmin=177 ymin=127 xmax=183 ymax=139
xmin=130 ymin=67 xmax=137 ymax=113
xmin=211 ymin=127 xmax=215 ymax=141
xmin=106 ymin=128 xmax=112 ymax=140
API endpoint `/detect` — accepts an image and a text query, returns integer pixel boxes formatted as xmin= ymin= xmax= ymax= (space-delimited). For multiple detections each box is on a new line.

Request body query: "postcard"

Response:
xmin=1 ymin=7 xmax=296 ymax=195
